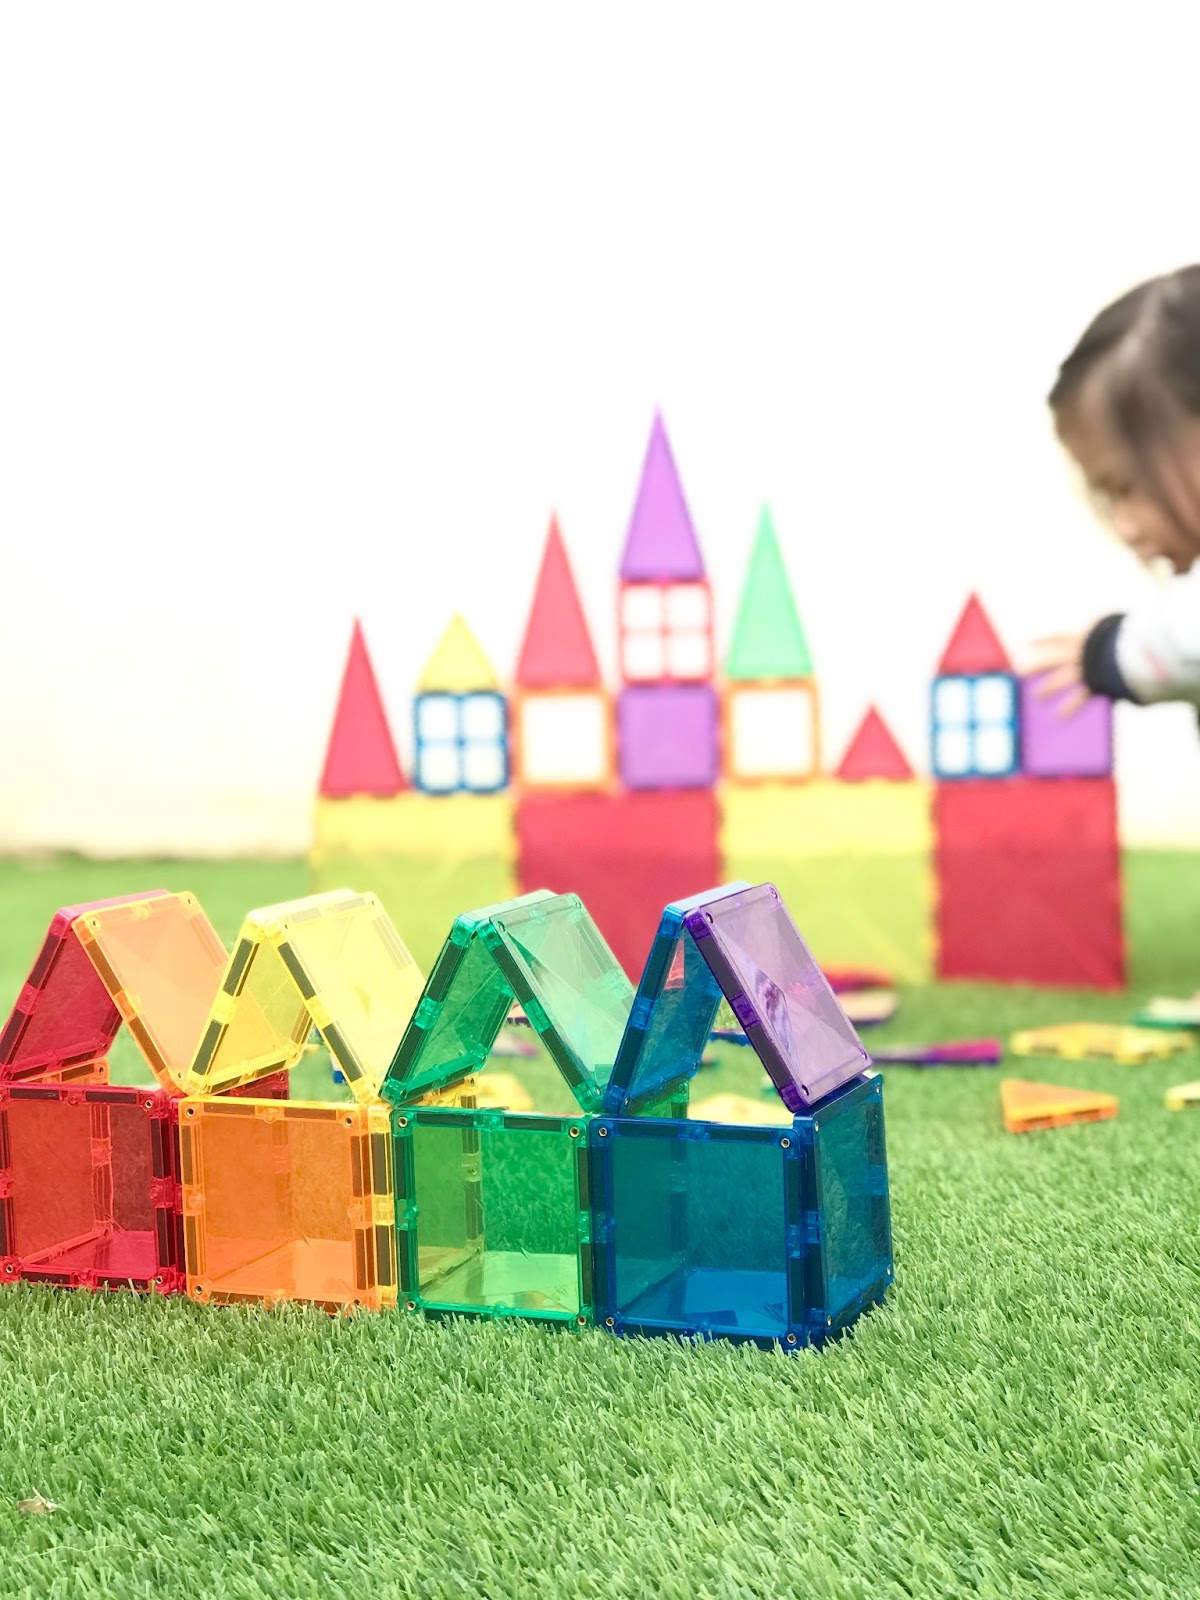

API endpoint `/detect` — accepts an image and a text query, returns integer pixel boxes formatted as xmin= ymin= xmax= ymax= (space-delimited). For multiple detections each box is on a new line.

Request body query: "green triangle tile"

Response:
xmin=724 ymin=507 xmax=813 ymax=680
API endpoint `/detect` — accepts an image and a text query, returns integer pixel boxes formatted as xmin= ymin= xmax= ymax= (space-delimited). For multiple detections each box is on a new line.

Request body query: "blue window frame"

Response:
xmin=414 ymin=692 xmax=509 ymax=793
xmin=931 ymin=673 xmax=1018 ymax=778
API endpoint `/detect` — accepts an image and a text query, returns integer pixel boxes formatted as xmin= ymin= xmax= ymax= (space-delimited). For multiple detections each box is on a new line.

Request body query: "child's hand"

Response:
xmin=1027 ymin=632 xmax=1091 ymax=717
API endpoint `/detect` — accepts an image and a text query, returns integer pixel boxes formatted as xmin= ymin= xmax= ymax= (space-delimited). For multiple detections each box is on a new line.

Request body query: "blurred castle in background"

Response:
xmin=312 ymin=415 xmax=1123 ymax=991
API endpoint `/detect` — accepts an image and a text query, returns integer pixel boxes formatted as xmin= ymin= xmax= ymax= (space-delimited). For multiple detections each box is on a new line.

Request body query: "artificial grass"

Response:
xmin=0 ymin=854 xmax=1198 ymax=1597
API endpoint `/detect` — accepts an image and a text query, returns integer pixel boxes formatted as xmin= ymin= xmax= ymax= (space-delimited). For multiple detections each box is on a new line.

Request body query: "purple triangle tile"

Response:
xmin=620 ymin=413 xmax=707 ymax=581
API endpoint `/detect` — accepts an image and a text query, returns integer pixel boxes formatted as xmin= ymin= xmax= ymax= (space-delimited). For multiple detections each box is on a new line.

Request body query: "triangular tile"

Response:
xmin=515 ymin=518 xmax=602 ymax=688
xmin=383 ymin=891 xmax=633 ymax=1112
xmin=319 ymin=621 xmax=405 ymax=798
xmin=836 ymin=707 xmax=913 ymax=781
xmin=937 ymin=594 xmax=1012 ymax=675
xmin=418 ymin=615 xmax=499 ymax=693
xmin=183 ymin=890 xmax=424 ymax=1100
xmin=725 ymin=506 xmax=813 ymax=680
xmin=1000 ymin=1077 xmax=1117 ymax=1132
xmin=0 ymin=891 xmax=228 ymax=1090
xmin=619 ymin=413 xmax=706 ymax=581
xmin=608 ymin=882 xmax=868 ymax=1114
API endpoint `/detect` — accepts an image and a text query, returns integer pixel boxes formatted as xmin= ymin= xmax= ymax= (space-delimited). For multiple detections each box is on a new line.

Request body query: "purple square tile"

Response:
xmin=617 ymin=686 xmax=719 ymax=789
xmin=1020 ymin=674 xmax=1113 ymax=777
xmin=684 ymin=883 xmax=869 ymax=1111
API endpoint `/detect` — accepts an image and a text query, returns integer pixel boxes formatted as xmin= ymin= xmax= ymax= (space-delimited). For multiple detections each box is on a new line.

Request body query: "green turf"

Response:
xmin=0 ymin=853 xmax=1199 ymax=1598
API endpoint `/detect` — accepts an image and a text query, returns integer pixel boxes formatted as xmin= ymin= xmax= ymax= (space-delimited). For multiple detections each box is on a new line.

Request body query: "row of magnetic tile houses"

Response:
xmin=0 ymin=884 xmax=892 ymax=1349
xmin=320 ymin=412 xmax=1114 ymax=803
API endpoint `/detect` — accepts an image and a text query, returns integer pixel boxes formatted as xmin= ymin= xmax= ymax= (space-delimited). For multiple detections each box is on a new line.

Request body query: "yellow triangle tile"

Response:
xmin=418 ymin=615 xmax=499 ymax=693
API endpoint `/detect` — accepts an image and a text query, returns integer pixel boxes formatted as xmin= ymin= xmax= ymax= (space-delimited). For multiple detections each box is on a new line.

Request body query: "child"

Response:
xmin=1033 ymin=266 xmax=1200 ymax=713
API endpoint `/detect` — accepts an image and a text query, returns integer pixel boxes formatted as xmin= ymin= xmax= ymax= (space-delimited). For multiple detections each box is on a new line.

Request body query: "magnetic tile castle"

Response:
xmin=0 ymin=879 xmax=894 ymax=1351
xmin=311 ymin=412 xmax=1125 ymax=990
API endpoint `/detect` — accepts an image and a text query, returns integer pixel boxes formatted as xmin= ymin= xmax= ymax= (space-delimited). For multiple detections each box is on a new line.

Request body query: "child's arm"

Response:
xmin=1033 ymin=569 xmax=1200 ymax=708
xmin=1088 ymin=567 xmax=1200 ymax=704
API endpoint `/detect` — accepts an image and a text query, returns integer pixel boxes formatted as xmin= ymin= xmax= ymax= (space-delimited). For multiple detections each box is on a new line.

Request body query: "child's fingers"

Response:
xmin=1032 ymin=662 xmax=1083 ymax=698
xmin=1055 ymin=683 xmax=1092 ymax=718
xmin=1024 ymin=636 xmax=1084 ymax=676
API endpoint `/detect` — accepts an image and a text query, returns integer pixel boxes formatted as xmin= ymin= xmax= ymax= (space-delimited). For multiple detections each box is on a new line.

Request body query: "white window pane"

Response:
xmin=934 ymin=728 xmax=971 ymax=776
xmin=415 ymin=694 xmax=458 ymax=741
xmin=973 ymin=674 xmax=1015 ymax=721
xmin=933 ymin=677 xmax=971 ymax=726
xmin=417 ymin=743 xmax=462 ymax=792
xmin=463 ymin=742 xmax=507 ymax=791
xmin=974 ymin=725 xmax=1015 ymax=774
xmin=731 ymin=688 xmax=815 ymax=778
xmin=665 ymin=583 xmax=709 ymax=629
xmin=623 ymin=631 xmax=666 ymax=681
xmin=620 ymin=586 xmax=664 ymax=630
xmin=519 ymin=694 xmax=608 ymax=786
xmin=665 ymin=630 xmax=712 ymax=679
xmin=461 ymin=692 xmax=505 ymax=741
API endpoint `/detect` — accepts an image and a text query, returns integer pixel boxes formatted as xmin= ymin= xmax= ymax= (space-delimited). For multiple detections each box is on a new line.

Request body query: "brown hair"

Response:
xmin=1050 ymin=266 xmax=1200 ymax=539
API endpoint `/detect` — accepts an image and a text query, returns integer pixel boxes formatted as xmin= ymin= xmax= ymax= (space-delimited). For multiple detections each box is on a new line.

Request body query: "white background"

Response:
xmin=3 ymin=3 xmax=1200 ymax=856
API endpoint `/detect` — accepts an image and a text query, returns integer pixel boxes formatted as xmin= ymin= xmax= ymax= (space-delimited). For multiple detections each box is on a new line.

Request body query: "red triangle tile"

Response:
xmin=515 ymin=518 xmax=602 ymax=688
xmin=319 ymin=621 xmax=405 ymax=798
xmin=937 ymin=595 xmax=1012 ymax=675
xmin=835 ymin=707 xmax=914 ymax=781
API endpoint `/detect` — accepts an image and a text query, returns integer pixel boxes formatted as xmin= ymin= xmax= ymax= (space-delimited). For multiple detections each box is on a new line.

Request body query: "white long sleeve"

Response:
xmin=1115 ymin=567 xmax=1200 ymax=704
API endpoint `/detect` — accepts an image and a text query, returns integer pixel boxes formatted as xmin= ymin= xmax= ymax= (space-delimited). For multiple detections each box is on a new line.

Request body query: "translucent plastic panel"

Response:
xmin=181 ymin=1101 xmax=393 ymax=1311
xmin=519 ymin=694 xmax=608 ymax=786
xmin=729 ymin=687 xmax=815 ymax=779
xmin=932 ymin=676 xmax=971 ymax=724
xmin=4 ymin=1094 xmax=96 ymax=1261
xmin=186 ymin=891 xmax=422 ymax=1100
xmin=383 ymin=918 xmax=519 ymax=1103
xmin=0 ymin=925 xmax=118 ymax=1075
xmin=0 ymin=892 xmax=168 ymax=1077
xmin=973 ymin=674 xmax=1016 ymax=721
xmin=462 ymin=742 xmax=507 ymax=792
xmin=73 ymin=893 xmax=227 ymax=1089
xmin=622 ymin=632 xmax=666 ymax=681
xmin=188 ymin=940 xmax=309 ymax=1092
xmin=415 ymin=694 xmax=459 ymax=741
xmin=974 ymin=725 xmax=1016 ymax=774
xmin=620 ymin=586 xmax=664 ymax=630
xmin=664 ymin=583 xmax=710 ymax=629
xmin=617 ymin=685 xmax=719 ymax=790
xmin=608 ymin=885 xmax=748 ymax=1113
xmin=401 ymin=1112 xmax=585 ymax=1320
xmin=460 ymin=692 xmax=505 ymax=741
xmin=933 ymin=728 xmax=971 ymax=776
xmin=686 ymin=884 xmax=868 ymax=1111
xmin=601 ymin=1124 xmax=788 ymax=1338
xmin=664 ymin=630 xmax=712 ymax=679
xmin=1 ymin=1088 xmax=173 ymax=1289
xmin=416 ymin=744 xmax=462 ymax=793
xmin=814 ymin=1082 xmax=893 ymax=1326
xmin=483 ymin=895 xmax=635 ymax=1110
xmin=269 ymin=892 xmax=423 ymax=1095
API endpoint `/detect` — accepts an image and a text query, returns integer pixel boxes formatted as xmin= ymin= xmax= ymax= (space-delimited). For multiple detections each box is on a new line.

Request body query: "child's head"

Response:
xmin=1050 ymin=266 xmax=1200 ymax=574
